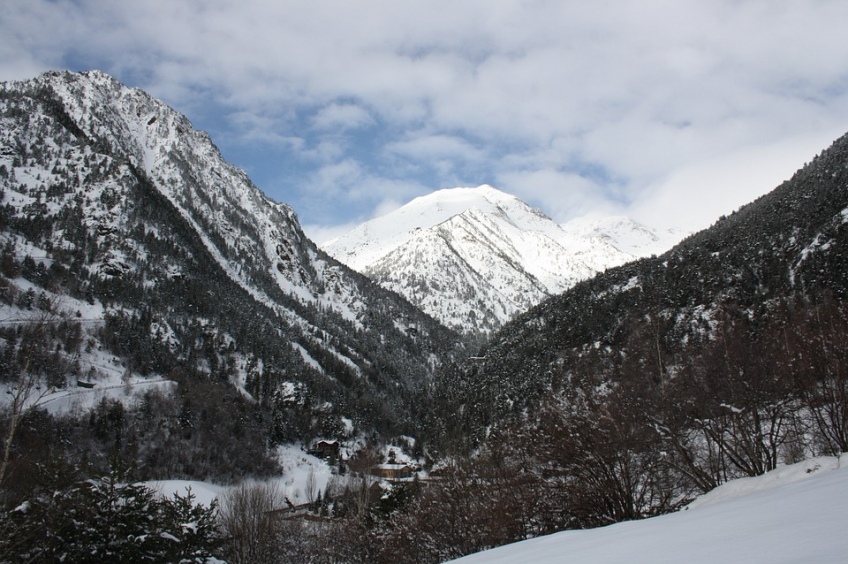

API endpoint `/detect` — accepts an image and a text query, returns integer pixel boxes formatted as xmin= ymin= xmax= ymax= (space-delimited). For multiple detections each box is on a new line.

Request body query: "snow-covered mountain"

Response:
xmin=561 ymin=214 xmax=686 ymax=258
xmin=323 ymin=186 xmax=681 ymax=335
xmin=432 ymin=129 xmax=848 ymax=471
xmin=0 ymin=70 xmax=461 ymax=436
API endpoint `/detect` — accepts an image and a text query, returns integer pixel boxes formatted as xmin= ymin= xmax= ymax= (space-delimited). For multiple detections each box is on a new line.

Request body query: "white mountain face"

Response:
xmin=561 ymin=214 xmax=686 ymax=259
xmin=0 ymin=71 xmax=460 ymax=426
xmin=29 ymin=71 xmax=374 ymax=331
xmin=323 ymin=186 xmax=684 ymax=335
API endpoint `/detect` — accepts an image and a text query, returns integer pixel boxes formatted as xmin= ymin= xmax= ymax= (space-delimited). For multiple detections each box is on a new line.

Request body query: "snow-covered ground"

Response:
xmin=33 ymin=378 xmax=176 ymax=415
xmin=142 ymin=446 xmax=338 ymax=509
xmin=145 ymin=442 xmax=419 ymax=510
xmin=273 ymin=445 xmax=335 ymax=504
xmin=146 ymin=480 xmax=226 ymax=507
xmin=0 ymin=274 xmax=177 ymax=415
xmin=449 ymin=455 xmax=848 ymax=564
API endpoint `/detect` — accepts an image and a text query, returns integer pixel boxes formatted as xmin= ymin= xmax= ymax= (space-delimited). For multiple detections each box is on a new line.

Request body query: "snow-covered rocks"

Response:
xmin=324 ymin=186 xmax=683 ymax=334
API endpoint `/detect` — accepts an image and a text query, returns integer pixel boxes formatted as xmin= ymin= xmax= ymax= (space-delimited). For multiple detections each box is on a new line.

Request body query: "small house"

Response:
xmin=372 ymin=463 xmax=414 ymax=481
xmin=311 ymin=439 xmax=340 ymax=460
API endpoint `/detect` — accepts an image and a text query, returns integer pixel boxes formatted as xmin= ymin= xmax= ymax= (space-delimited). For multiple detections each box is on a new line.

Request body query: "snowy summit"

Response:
xmin=324 ymin=186 xmax=681 ymax=335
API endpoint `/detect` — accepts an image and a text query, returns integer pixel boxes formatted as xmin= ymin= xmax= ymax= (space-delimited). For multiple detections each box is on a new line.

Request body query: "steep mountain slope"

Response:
xmin=324 ymin=186 xmax=666 ymax=335
xmin=0 ymin=70 xmax=462 ymax=439
xmin=431 ymin=130 xmax=848 ymax=445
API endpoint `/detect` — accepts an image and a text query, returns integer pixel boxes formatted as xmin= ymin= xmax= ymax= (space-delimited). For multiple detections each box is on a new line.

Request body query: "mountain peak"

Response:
xmin=561 ymin=214 xmax=687 ymax=257
xmin=411 ymin=184 xmax=519 ymax=208
xmin=323 ymin=186 xmax=672 ymax=335
xmin=0 ymin=69 xmax=462 ymax=438
xmin=323 ymin=185 xmax=554 ymax=272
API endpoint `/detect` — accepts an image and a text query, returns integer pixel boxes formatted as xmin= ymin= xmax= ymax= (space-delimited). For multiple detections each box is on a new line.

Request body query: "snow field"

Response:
xmin=449 ymin=455 xmax=848 ymax=564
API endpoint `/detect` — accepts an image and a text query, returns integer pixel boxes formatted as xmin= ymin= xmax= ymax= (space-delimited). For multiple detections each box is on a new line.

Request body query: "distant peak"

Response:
xmin=408 ymin=185 xmax=511 ymax=205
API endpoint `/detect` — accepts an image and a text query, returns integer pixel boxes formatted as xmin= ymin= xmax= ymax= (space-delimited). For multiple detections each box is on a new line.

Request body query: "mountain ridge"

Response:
xmin=324 ymin=185 xmax=682 ymax=334
xmin=427 ymin=129 xmax=848 ymax=448
xmin=0 ymin=69 xmax=463 ymax=442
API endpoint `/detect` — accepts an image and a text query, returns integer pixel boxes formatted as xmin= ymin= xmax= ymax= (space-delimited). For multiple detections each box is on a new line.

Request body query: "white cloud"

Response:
xmin=5 ymin=0 xmax=848 ymax=233
xmin=311 ymin=103 xmax=375 ymax=131
xmin=295 ymin=159 xmax=427 ymax=226
xmin=628 ymin=127 xmax=848 ymax=232
xmin=386 ymin=134 xmax=482 ymax=160
xmin=496 ymin=168 xmax=621 ymax=223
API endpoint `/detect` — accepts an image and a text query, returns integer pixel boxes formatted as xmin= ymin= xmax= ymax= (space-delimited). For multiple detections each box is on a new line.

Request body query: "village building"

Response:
xmin=309 ymin=439 xmax=340 ymax=460
xmin=371 ymin=463 xmax=414 ymax=481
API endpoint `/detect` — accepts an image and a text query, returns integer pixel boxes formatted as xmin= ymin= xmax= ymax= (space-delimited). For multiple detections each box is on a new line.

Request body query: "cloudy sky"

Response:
xmin=4 ymin=1 xmax=848 ymax=242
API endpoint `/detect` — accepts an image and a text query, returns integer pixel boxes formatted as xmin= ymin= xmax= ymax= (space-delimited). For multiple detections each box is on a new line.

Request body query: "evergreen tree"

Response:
xmin=0 ymin=467 xmax=223 ymax=562
xmin=160 ymin=486 xmax=222 ymax=563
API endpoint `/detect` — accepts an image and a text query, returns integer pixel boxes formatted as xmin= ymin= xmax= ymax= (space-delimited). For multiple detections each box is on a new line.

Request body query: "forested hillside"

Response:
xmin=0 ymin=70 xmax=462 ymax=489
xmin=371 ymin=131 xmax=848 ymax=561
xmin=430 ymin=132 xmax=848 ymax=445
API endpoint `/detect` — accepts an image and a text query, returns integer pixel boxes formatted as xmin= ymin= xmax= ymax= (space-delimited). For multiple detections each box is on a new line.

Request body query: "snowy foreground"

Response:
xmin=450 ymin=456 xmax=848 ymax=564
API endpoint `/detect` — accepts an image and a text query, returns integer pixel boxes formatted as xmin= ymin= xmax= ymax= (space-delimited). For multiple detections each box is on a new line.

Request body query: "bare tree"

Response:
xmin=218 ymin=481 xmax=285 ymax=564
xmin=344 ymin=445 xmax=381 ymax=520
xmin=305 ymin=466 xmax=317 ymax=506
xmin=0 ymin=303 xmax=63 ymax=487
xmin=790 ymin=293 xmax=848 ymax=455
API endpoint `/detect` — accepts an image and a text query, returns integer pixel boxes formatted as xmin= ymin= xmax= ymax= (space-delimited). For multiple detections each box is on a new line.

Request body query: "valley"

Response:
xmin=1 ymin=71 xmax=847 ymax=563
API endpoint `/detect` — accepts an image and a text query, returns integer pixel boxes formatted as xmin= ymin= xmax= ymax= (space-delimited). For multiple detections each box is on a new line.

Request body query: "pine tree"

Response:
xmin=0 ymin=467 xmax=224 ymax=562
xmin=160 ymin=486 xmax=223 ymax=563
